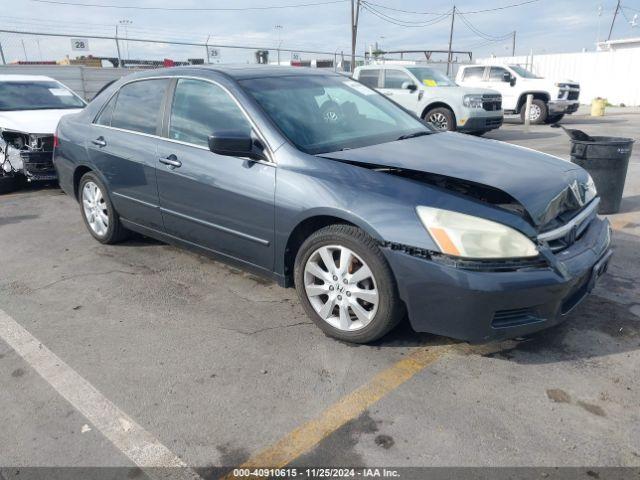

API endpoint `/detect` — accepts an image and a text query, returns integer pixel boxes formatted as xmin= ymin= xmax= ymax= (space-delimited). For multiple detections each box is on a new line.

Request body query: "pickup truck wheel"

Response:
xmin=78 ymin=172 xmax=129 ymax=244
xmin=520 ymin=99 xmax=547 ymax=124
xmin=424 ymin=107 xmax=455 ymax=132
xmin=546 ymin=114 xmax=565 ymax=124
xmin=294 ymin=224 xmax=404 ymax=343
xmin=0 ymin=174 xmax=19 ymax=194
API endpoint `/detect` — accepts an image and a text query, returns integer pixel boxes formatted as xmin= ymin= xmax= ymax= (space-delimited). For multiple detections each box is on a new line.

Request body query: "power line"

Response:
xmin=457 ymin=11 xmax=513 ymax=41
xmin=459 ymin=0 xmax=541 ymax=14
xmin=363 ymin=0 xmax=540 ymax=15
xmin=361 ymin=3 xmax=452 ymax=28
xmin=29 ymin=0 xmax=349 ymax=11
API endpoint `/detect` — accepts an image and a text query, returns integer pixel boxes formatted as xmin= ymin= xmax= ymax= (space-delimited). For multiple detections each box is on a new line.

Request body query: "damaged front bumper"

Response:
xmin=382 ymin=215 xmax=612 ymax=342
xmin=0 ymin=130 xmax=57 ymax=181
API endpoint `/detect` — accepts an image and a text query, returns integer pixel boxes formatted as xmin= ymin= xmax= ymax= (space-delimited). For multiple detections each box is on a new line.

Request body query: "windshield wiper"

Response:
xmin=396 ymin=131 xmax=431 ymax=141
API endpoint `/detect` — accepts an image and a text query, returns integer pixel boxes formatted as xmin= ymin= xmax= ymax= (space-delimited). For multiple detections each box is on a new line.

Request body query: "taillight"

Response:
xmin=53 ymin=133 xmax=59 ymax=148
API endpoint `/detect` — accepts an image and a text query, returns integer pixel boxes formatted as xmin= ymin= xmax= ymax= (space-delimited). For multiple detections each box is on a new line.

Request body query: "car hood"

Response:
xmin=0 ymin=109 xmax=83 ymax=134
xmin=321 ymin=132 xmax=587 ymax=227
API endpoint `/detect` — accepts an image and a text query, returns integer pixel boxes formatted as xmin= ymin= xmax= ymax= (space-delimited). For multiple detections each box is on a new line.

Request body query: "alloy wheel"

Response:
xmin=428 ymin=112 xmax=449 ymax=131
xmin=82 ymin=181 xmax=109 ymax=237
xmin=528 ymin=103 xmax=542 ymax=121
xmin=303 ymin=245 xmax=379 ymax=331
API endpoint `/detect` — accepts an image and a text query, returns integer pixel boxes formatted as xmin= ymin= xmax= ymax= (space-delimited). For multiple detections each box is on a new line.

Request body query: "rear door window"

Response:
xmin=168 ymin=78 xmax=252 ymax=148
xmin=462 ymin=67 xmax=485 ymax=81
xmin=110 ymin=79 xmax=170 ymax=135
xmin=357 ymin=69 xmax=380 ymax=88
xmin=489 ymin=66 xmax=509 ymax=81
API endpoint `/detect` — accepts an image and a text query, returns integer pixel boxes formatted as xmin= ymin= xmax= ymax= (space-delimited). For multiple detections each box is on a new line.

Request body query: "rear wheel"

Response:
xmin=78 ymin=172 xmax=129 ymax=244
xmin=520 ymin=98 xmax=547 ymax=124
xmin=294 ymin=224 xmax=404 ymax=343
xmin=424 ymin=107 xmax=455 ymax=132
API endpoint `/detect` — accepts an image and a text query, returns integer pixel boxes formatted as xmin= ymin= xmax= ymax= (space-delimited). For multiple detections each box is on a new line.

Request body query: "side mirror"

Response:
xmin=208 ymin=130 xmax=266 ymax=161
xmin=401 ymin=81 xmax=417 ymax=92
xmin=510 ymin=76 xmax=517 ymax=87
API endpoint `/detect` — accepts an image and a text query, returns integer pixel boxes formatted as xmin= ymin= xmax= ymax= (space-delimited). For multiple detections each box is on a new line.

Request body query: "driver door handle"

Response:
xmin=91 ymin=137 xmax=106 ymax=147
xmin=159 ymin=155 xmax=182 ymax=168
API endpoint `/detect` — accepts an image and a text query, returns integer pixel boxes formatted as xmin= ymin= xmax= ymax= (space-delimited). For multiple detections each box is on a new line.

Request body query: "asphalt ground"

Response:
xmin=1 ymin=111 xmax=639 ymax=480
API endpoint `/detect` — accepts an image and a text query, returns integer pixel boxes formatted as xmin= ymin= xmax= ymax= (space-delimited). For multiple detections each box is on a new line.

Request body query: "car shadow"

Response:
xmin=618 ymin=194 xmax=640 ymax=214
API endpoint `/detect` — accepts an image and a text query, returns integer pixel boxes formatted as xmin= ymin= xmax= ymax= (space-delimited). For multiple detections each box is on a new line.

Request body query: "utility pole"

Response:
xmin=350 ymin=0 xmax=361 ymax=73
xmin=512 ymin=30 xmax=516 ymax=56
xmin=446 ymin=6 xmax=455 ymax=76
xmin=607 ymin=0 xmax=620 ymax=41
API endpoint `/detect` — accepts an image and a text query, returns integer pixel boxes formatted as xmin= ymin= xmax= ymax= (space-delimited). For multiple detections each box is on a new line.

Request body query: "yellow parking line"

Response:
xmin=225 ymin=342 xmax=456 ymax=476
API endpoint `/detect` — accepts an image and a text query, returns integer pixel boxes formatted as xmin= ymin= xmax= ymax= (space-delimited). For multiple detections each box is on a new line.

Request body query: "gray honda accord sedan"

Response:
xmin=53 ymin=66 xmax=612 ymax=343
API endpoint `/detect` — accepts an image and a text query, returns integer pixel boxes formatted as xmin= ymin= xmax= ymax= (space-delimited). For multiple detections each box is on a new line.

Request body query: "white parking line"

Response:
xmin=0 ymin=308 xmax=201 ymax=480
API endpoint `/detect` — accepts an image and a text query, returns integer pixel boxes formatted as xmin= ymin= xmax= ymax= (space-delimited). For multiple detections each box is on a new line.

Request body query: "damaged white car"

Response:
xmin=0 ymin=75 xmax=86 ymax=193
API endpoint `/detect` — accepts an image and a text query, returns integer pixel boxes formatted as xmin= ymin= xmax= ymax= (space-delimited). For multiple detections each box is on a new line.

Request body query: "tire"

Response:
xmin=78 ymin=171 xmax=129 ymax=244
xmin=546 ymin=113 xmax=565 ymax=124
xmin=520 ymin=98 xmax=547 ymax=124
xmin=0 ymin=174 xmax=19 ymax=194
xmin=424 ymin=107 xmax=456 ymax=132
xmin=294 ymin=224 xmax=404 ymax=343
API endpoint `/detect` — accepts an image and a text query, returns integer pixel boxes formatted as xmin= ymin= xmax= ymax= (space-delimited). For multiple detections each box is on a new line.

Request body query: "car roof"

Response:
xmin=125 ymin=64 xmax=339 ymax=81
xmin=0 ymin=74 xmax=58 ymax=82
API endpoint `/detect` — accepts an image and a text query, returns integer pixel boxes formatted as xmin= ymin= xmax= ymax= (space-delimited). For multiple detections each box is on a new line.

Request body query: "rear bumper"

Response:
xmin=458 ymin=115 xmax=503 ymax=132
xmin=383 ymin=216 xmax=612 ymax=342
xmin=549 ymin=100 xmax=580 ymax=115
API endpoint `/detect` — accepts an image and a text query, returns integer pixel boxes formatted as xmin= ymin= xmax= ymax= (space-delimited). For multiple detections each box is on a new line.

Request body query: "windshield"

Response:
xmin=407 ymin=67 xmax=456 ymax=87
xmin=508 ymin=65 xmax=541 ymax=79
xmin=239 ymin=75 xmax=431 ymax=155
xmin=0 ymin=81 xmax=85 ymax=111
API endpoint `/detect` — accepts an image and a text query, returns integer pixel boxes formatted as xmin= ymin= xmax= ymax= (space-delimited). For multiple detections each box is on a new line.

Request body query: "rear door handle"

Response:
xmin=159 ymin=155 xmax=182 ymax=168
xmin=92 ymin=137 xmax=107 ymax=147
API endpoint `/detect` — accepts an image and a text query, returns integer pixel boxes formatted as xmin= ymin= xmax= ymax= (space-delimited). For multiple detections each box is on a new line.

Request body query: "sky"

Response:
xmin=1 ymin=0 xmax=639 ymax=65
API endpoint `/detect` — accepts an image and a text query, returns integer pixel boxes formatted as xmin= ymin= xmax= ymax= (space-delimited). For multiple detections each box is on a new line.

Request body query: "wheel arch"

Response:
xmin=420 ymin=102 xmax=456 ymax=122
xmin=73 ymin=165 xmax=94 ymax=200
xmin=515 ymin=91 xmax=550 ymax=113
xmin=282 ymin=211 xmax=383 ymax=287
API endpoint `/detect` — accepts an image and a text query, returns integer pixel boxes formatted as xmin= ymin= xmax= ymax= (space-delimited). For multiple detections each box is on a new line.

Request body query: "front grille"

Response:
xmin=492 ymin=307 xmax=542 ymax=328
xmin=568 ymin=91 xmax=579 ymax=101
xmin=482 ymin=95 xmax=502 ymax=111
xmin=538 ymin=199 xmax=599 ymax=253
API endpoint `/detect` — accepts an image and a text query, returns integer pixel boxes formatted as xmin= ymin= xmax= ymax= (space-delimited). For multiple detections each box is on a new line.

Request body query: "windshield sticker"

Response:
xmin=423 ymin=79 xmax=437 ymax=87
xmin=343 ymin=80 xmax=375 ymax=95
xmin=49 ymin=88 xmax=73 ymax=96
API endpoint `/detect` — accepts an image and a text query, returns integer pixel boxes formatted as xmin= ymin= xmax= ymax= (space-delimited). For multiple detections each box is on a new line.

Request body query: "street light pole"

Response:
xmin=274 ymin=25 xmax=283 ymax=65
xmin=512 ymin=30 xmax=516 ymax=56
xmin=446 ymin=6 xmax=456 ymax=76
xmin=350 ymin=0 xmax=361 ymax=73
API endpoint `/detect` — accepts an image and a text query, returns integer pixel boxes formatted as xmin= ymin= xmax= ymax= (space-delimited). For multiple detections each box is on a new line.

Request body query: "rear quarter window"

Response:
xmin=357 ymin=69 xmax=380 ymax=88
xmin=462 ymin=67 xmax=485 ymax=81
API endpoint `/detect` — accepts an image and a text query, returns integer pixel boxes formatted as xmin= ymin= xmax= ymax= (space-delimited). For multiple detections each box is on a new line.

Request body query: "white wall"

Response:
xmin=0 ymin=65 xmax=141 ymax=100
xmin=477 ymin=48 xmax=640 ymax=106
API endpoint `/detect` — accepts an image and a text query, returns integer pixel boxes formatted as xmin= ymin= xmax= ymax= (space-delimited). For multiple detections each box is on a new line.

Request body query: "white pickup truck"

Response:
xmin=353 ymin=65 xmax=503 ymax=135
xmin=456 ymin=64 xmax=580 ymax=124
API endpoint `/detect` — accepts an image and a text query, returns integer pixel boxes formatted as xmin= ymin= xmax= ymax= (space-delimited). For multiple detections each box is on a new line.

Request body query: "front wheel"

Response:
xmin=424 ymin=107 xmax=456 ymax=132
xmin=294 ymin=225 xmax=404 ymax=343
xmin=520 ymin=98 xmax=548 ymax=124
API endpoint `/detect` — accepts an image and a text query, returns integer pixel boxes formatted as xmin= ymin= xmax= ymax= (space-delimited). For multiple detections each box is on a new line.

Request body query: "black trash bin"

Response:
xmin=552 ymin=125 xmax=634 ymax=214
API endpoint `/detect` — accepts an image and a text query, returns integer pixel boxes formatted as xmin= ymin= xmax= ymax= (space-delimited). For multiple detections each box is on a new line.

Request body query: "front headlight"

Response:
xmin=416 ymin=206 xmax=539 ymax=259
xmin=584 ymin=174 xmax=597 ymax=204
xmin=463 ymin=94 xmax=483 ymax=108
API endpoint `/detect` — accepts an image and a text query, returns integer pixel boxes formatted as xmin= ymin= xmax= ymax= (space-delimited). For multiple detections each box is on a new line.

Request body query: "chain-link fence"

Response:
xmin=0 ymin=29 xmax=361 ymax=71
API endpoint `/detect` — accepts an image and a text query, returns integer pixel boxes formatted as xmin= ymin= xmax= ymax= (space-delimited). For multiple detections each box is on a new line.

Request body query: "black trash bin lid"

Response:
xmin=570 ymin=136 xmax=634 ymax=146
